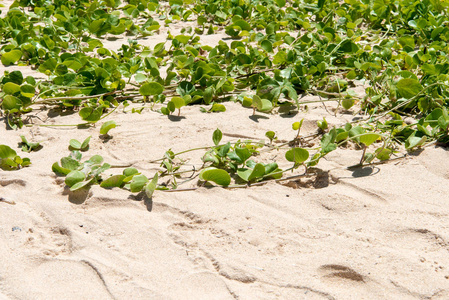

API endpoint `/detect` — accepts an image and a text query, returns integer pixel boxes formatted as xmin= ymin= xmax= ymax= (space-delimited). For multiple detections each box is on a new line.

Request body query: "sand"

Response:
xmin=1 ymin=2 xmax=449 ymax=299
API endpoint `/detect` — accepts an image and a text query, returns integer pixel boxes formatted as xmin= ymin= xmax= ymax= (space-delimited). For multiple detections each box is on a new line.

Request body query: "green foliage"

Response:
xmin=1 ymin=0 xmax=449 ymax=194
xmin=0 ymin=144 xmax=31 ymax=170
xmin=69 ymin=136 xmax=91 ymax=152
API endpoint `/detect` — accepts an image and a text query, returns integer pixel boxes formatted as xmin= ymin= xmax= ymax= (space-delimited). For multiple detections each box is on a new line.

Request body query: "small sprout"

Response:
xmin=171 ymin=97 xmax=185 ymax=116
xmin=265 ymin=131 xmax=276 ymax=143
xmin=292 ymin=119 xmax=304 ymax=139
xmin=100 ymin=120 xmax=117 ymax=136
xmin=69 ymin=136 xmax=91 ymax=151
xmin=317 ymin=118 xmax=328 ymax=131
xmin=19 ymin=135 xmax=41 ymax=152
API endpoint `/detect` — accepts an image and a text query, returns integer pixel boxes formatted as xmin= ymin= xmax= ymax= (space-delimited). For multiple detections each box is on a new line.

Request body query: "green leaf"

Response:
xmin=70 ymin=178 xmax=93 ymax=191
xmin=130 ymin=174 xmax=149 ymax=192
xmin=348 ymin=126 xmax=364 ymax=143
xmin=405 ymin=132 xmax=427 ymax=149
xmin=81 ymin=136 xmax=91 ymax=150
xmin=79 ymin=107 xmax=103 ymax=122
xmin=375 ymin=148 xmax=392 ymax=161
xmin=2 ymin=95 xmax=21 ymax=110
xmin=1 ymin=50 xmax=22 ymax=65
xmin=20 ymin=135 xmax=40 ymax=152
xmin=123 ymin=167 xmax=139 ymax=177
xmin=140 ymin=82 xmax=164 ymax=96
xmin=145 ymin=173 xmax=158 ymax=198
xmin=175 ymin=34 xmax=191 ymax=44
xmin=360 ymin=133 xmax=381 ymax=147
xmin=213 ymin=128 xmax=222 ymax=146
xmin=235 ymin=147 xmax=251 ymax=163
xmin=69 ymin=139 xmax=82 ymax=150
xmin=52 ymin=162 xmax=72 ymax=176
xmin=342 ymin=98 xmax=354 ymax=110
xmin=3 ymin=82 xmax=21 ymax=94
xmin=398 ymin=36 xmax=415 ymax=51
xmin=20 ymin=84 xmax=35 ymax=98
xmin=0 ymin=158 xmax=18 ymax=170
xmin=100 ymin=121 xmax=116 ymax=135
xmin=100 ymin=174 xmax=125 ymax=188
xmin=261 ymin=40 xmax=273 ymax=53
xmin=252 ymin=95 xmax=273 ymax=112
xmin=171 ymin=97 xmax=185 ymax=109
xmin=0 ymin=145 xmax=17 ymax=159
xmin=425 ymin=108 xmax=443 ymax=128
xmin=321 ymin=128 xmax=337 ymax=153
xmin=265 ymin=131 xmax=276 ymax=142
xmin=61 ymin=157 xmax=81 ymax=170
xmin=233 ymin=20 xmax=251 ymax=31
xmin=65 ymin=170 xmax=85 ymax=187
xmin=396 ymin=78 xmax=423 ymax=99
xmin=285 ymin=148 xmax=309 ymax=164
xmin=237 ymin=163 xmax=266 ymax=182
xmin=199 ymin=167 xmax=231 ymax=186
xmin=86 ymin=155 xmax=104 ymax=165
xmin=210 ymin=103 xmax=226 ymax=112
xmin=292 ymin=119 xmax=304 ymax=131
xmin=216 ymin=142 xmax=231 ymax=157
xmin=317 ymin=118 xmax=328 ymax=130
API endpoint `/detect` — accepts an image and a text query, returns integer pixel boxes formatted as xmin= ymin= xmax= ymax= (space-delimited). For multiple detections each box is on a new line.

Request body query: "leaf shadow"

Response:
xmin=99 ymin=135 xmax=113 ymax=143
xmin=168 ymin=115 xmax=186 ymax=122
xmin=249 ymin=114 xmax=269 ymax=122
xmin=62 ymin=186 xmax=91 ymax=204
xmin=47 ymin=108 xmax=77 ymax=118
xmin=407 ymin=148 xmax=425 ymax=157
xmin=127 ymin=191 xmax=153 ymax=212
xmin=279 ymin=110 xmax=299 ymax=118
xmin=348 ymin=166 xmax=380 ymax=178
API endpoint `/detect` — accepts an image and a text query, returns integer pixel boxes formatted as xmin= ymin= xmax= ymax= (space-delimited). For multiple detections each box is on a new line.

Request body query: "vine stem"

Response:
xmin=32 ymin=91 xmax=119 ymax=104
xmin=161 ymin=168 xmax=307 ymax=192
xmin=371 ymin=82 xmax=449 ymax=122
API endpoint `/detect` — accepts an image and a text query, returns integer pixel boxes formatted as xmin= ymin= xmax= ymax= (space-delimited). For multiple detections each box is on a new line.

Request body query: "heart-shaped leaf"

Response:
xmin=1 ymin=50 xmax=22 ymax=65
xmin=360 ymin=133 xmax=381 ymax=147
xmin=285 ymin=148 xmax=309 ymax=164
xmin=140 ymin=82 xmax=164 ymax=96
xmin=199 ymin=168 xmax=231 ymax=186
xmin=396 ymin=78 xmax=423 ymax=99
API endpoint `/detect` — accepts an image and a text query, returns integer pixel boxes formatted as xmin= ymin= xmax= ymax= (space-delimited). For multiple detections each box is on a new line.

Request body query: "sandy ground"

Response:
xmin=1 ymin=1 xmax=449 ymax=299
